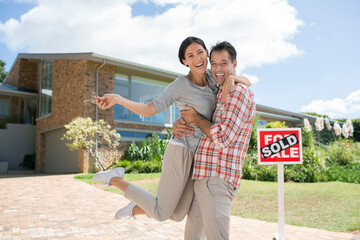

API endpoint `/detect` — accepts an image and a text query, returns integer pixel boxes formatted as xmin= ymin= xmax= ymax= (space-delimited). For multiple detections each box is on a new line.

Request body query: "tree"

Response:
xmin=62 ymin=117 xmax=121 ymax=171
xmin=0 ymin=60 xmax=8 ymax=83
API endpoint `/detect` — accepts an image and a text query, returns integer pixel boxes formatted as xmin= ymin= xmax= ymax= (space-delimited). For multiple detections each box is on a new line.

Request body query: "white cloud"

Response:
xmin=301 ymin=89 xmax=360 ymax=119
xmin=242 ymin=73 xmax=259 ymax=84
xmin=0 ymin=0 xmax=303 ymax=74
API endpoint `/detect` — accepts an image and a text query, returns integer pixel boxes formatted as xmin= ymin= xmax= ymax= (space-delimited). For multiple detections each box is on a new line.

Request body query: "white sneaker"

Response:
xmin=92 ymin=167 xmax=125 ymax=186
xmin=115 ymin=202 xmax=137 ymax=219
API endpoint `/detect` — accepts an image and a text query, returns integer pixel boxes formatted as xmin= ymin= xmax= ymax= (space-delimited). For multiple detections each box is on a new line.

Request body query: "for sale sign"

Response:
xmin=257 ymin=128 xmax=302 ymax=165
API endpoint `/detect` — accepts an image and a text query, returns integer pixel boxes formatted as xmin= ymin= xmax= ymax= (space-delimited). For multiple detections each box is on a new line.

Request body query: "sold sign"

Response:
xmin=257 ymin=128 xmax=302 ymax=240
xmin=257 ymin=128 xmax=302 ymax=165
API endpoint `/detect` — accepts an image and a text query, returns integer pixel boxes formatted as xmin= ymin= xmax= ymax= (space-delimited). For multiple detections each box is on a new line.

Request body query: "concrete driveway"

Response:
xmin=0 ymin=174 xmax=357 ymax=240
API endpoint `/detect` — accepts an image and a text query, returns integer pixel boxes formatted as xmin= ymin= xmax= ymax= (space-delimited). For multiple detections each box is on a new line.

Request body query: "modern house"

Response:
xmin=0 ymin=52 xmax=322 ymax=174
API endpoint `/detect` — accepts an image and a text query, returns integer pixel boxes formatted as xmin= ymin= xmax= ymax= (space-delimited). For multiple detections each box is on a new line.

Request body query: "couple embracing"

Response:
xmin=93 ymin=36 xmax=256 ymax=240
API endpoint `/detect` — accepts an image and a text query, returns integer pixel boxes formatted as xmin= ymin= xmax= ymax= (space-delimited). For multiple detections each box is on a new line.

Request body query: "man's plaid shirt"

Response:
xmin=192 ymin=84 xmax=256 ymax=188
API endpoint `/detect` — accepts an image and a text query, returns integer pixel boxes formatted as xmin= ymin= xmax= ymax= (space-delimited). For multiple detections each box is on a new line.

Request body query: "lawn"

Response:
xmin=232 ymin=180 xmax=360 ymax=233
xmin=74 ymin=173 xmax=360 ymax=233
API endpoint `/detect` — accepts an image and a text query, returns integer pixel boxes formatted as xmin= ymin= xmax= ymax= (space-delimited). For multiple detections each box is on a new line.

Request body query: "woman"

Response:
xmin=93 ymin=36 xmax=251 ymax=221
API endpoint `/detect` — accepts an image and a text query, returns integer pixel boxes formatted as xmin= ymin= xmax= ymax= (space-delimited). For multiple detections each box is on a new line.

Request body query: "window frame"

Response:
xmin=0 ymin=96 xmax=10 ymax=118
xmin=39 ymin=60 xmax=53 ymax=117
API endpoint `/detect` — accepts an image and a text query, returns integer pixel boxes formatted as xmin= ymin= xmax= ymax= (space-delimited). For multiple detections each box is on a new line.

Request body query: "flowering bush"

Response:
xmin=62 ymin=117 xmax=120 ymax=171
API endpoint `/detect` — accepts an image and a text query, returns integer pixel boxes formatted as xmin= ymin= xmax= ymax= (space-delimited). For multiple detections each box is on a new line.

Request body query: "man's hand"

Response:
xmin=222 ymin=75 xmax=251 ymax=102
xmin=173 ymin=118 xmax=194 ymax=139
xmin=222 ymin=76 xmax=235 ymax=102
xmin=180 ymin=105 xmax=201 ymax=126
xmin=181 ymin=105 xmax=213 ymax=138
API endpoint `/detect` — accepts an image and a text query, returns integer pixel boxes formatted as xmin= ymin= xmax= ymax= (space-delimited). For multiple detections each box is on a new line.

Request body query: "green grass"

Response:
xmin=232 ymin=180 xmax=360 ymax=233
xmin=74 ymin=173 xmax=360 ymax=233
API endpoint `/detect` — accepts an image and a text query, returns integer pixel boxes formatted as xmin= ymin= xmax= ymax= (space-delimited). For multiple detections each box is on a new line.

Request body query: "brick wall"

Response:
xmin=10 ymin=96 xmax=19 ymax=122
xmin=18 ymin=59 xmax=37 ymax=90
xmin=36 ymin=59 xmax=87 ymax=172
xmin=84 ymin=62 xmax=114 ymax=122
xmin=5 ymin=59 xmax=20 ymax=86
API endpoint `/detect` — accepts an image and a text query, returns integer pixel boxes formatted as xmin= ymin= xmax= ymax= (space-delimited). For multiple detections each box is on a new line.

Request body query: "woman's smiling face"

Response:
xmin=182 ymin=42 xmax=208 ymax=74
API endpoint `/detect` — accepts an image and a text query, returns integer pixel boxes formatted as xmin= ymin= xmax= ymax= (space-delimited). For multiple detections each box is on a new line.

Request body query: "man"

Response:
xmin=174 ymin=41 xmax=256 ymax=240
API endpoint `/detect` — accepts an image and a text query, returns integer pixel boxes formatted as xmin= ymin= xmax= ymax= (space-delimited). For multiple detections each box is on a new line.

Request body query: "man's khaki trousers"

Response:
xmin=184 ymin=176 xmax=237 ymax=240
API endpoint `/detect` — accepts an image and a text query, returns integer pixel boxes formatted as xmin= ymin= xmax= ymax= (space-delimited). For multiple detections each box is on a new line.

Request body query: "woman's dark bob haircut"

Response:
xmin=178 ymin=36 xmax=207 ymax=65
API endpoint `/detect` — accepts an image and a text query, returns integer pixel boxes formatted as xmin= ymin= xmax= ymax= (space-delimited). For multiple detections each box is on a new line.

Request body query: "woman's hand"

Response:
xmin=95 ymin=94 xmax=119 ymax=110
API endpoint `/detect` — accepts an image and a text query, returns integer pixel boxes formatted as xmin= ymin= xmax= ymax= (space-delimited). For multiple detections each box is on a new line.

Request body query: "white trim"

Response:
xmin=116 ymin=127 xmax=169 ymax=142
xmin=114 ymin=119 xmax=173 ymax=127
xmin=36 ymin=113 xmax=51 ymax=122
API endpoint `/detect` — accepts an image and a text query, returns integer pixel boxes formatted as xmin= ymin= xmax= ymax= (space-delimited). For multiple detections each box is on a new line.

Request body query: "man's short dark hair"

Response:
xmin=210 ymin=41 xmax=237 ymax=62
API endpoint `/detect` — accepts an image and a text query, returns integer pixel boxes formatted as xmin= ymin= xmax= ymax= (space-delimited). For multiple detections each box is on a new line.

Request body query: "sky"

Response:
xmin=0 ymin=0 xmax=359 ymax=120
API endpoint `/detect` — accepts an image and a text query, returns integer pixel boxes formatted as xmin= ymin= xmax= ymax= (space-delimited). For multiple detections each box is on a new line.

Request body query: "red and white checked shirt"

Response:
xmin=192 ymin=84 xmax=256 ymax=188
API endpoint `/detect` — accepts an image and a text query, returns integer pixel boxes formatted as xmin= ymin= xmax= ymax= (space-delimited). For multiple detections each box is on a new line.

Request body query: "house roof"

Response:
xmin=4 ymin=52 xmax=181 ymax=83
xmin=0 ymin=83 xmax=38 ymax=97
xmin=256 ymin=104 xmax=338 ymax=125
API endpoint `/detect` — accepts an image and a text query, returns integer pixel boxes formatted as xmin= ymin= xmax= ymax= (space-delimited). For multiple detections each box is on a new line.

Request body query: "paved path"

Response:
xmin=0 ymin=174 xmax=358 ymax=240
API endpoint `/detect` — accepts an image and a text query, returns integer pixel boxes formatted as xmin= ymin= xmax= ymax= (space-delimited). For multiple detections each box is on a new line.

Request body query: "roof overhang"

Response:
xmin=0 ymin=84 xmax=38 ymax=98
xmin=256 ymin=110 xmax=302 ymax=123
xmin=12 ymin=52 xmax=181 ymax=80
xmin=256 ymin=104 xmax=338 ymax=124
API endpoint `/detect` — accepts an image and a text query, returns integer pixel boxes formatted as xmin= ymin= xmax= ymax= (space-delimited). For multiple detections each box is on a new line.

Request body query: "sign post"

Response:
xmin=257 ymin=128 xmax=302 ymax=240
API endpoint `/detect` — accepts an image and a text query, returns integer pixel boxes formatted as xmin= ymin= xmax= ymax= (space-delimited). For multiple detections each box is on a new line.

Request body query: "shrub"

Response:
xmin=122 ymin=142 xmax=145 ymax=161
xmin=122 ymin=132 xmax=171 ymax=162
xmin=114 ymin=159 xmax=162 ymax=173
xmin=19 ymin=153 xmax=36 ymax=170
xmin=285 ymin=146 xmax=327 ymax=182
xmin=248 ymin=114 xmax=260 ymax=151
xmin=302 ymin=127 xmax=316 ymax=148
xmin=325 ymin=162 xmax=360 ymax=183
xmin=243 ymin=143 xmax=328 ymax=183
xmin=325 ymin=139 xmax=360 ymax=166
xmin=352 ymin=118 xmax=360 ymax=142
xmin=242 ymin=150 xmax=278 ymax=181
xmin=265 ymin=121 xmax=288 ymax=129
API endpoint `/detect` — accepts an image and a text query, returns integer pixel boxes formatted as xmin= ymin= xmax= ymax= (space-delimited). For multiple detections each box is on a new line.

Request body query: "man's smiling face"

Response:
xmin=210 ymin=50 xmax=237 ymax=86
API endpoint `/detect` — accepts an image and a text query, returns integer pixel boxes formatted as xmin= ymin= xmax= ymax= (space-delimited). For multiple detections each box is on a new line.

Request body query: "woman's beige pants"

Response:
xmin=124 ymin=143 xmax=194 ymax=222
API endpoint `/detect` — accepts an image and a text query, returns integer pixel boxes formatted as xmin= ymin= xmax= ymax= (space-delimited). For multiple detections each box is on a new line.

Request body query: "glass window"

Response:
xmin=258 ymin=120 xmax=268 ymax=128
xmin=0 ymin=97 xmax=10 ymax=117
xmin=114 ymin=74 xmax=179 ymax=125
xmin=114 ymin=74 xmax=130 ymax=120
xmin=40 ymin=61 xmax=53 ymax=116
xmin=117 ymin=131 xmax=135 ymax=138
xmin=135 ymin=132 xmax=152 ymax=138
xmin=130 ymin=76 xmax=169 ymax=124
